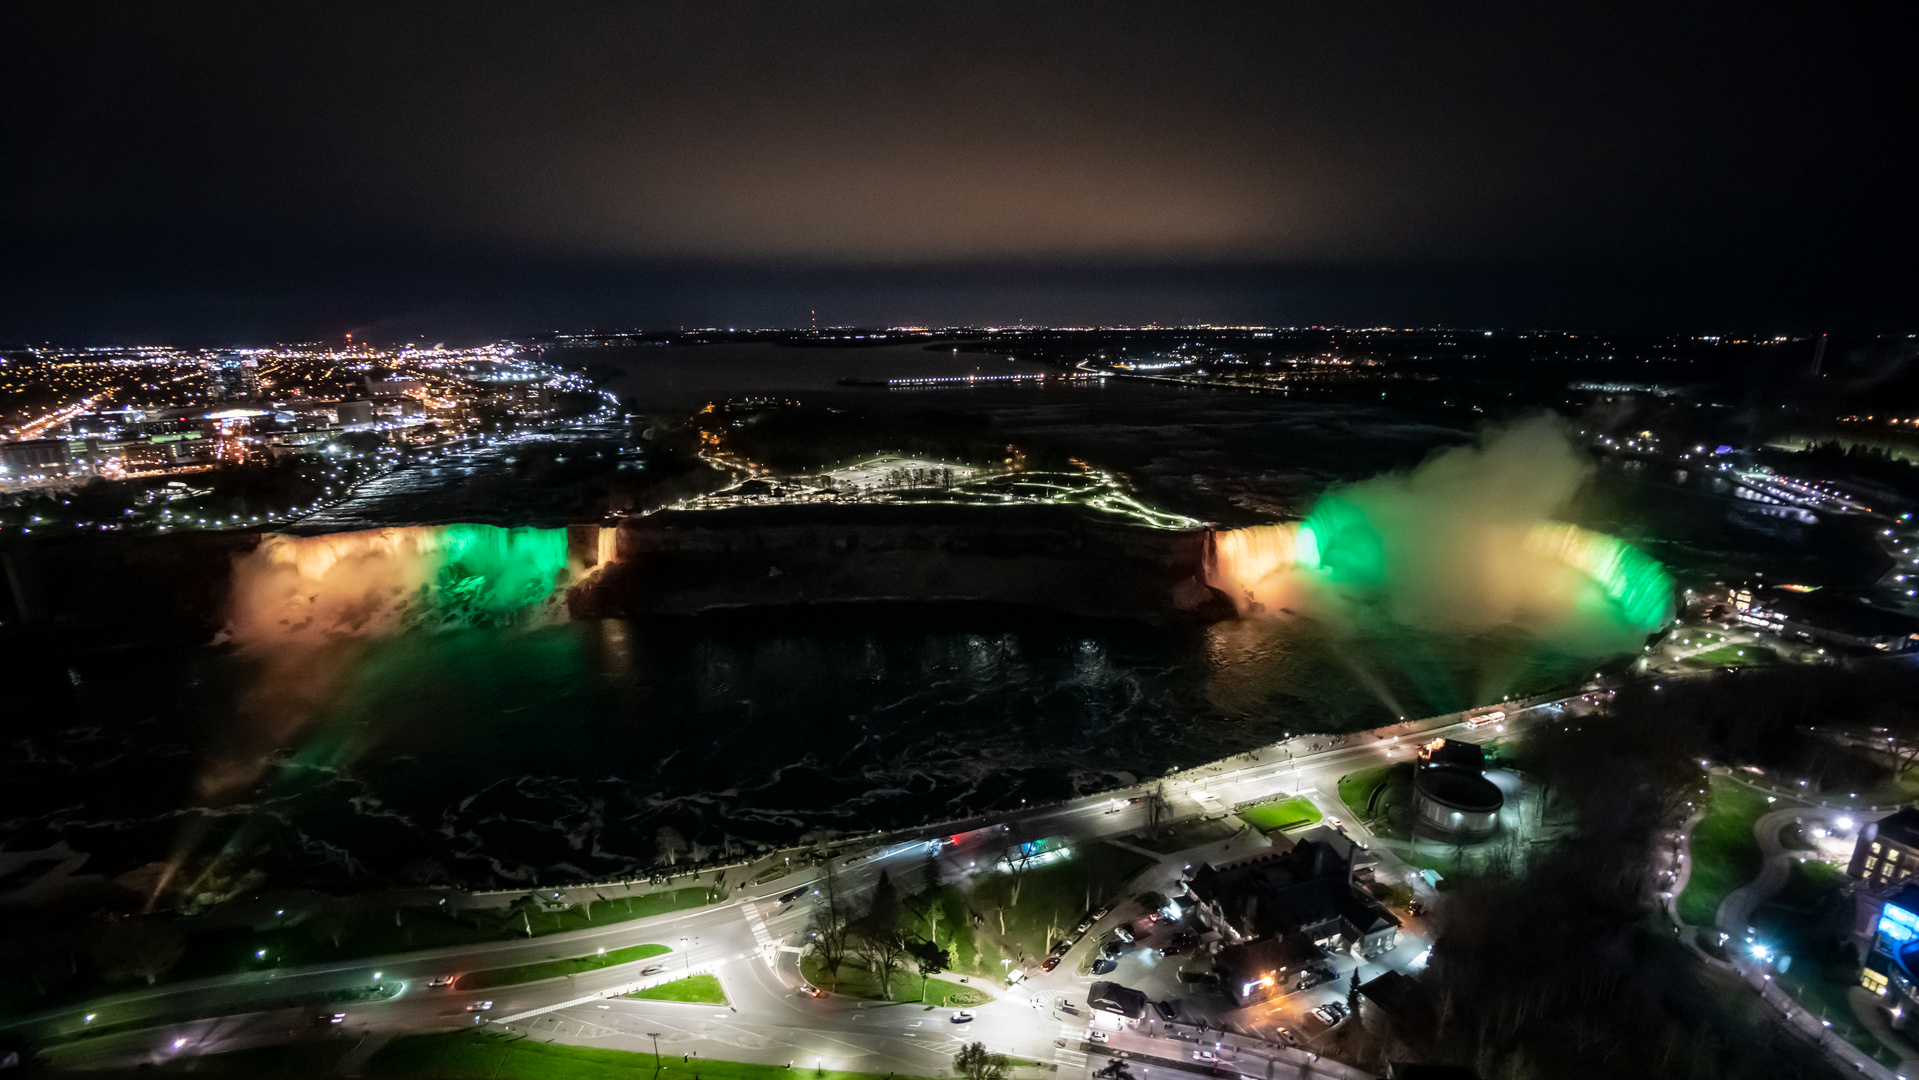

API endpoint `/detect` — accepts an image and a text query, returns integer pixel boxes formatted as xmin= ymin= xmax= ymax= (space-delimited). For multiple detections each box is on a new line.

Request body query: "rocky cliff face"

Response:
xmin=569 ymin=503 xmax=1234 ymax=622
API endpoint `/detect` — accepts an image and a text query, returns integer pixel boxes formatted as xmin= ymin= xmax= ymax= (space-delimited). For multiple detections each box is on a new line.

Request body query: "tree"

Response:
xmin=306 ymin=898 xmax=359 ymax=950
xmin=810 ymin=862 xmax=853 ymax=981
xmin=953 ymin=1042 xmax=1008 ymax=1080
xmin=855 ymin=921 xmax=911 ymax=1000
xmin=1347 ymin=966 xmax=1362 ymax=1019
xmin=654 ymin=826 xmax=689 ymax=866
xmin=92 ymin=918 xmax=186 ymax=986
xmin=855 ymin=870 xmax=910 ymax=998
xmin=906 ymin=938 xmax=951 ymax=999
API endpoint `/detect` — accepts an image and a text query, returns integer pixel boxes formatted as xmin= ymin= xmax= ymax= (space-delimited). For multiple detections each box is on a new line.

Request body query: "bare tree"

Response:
xmin=654 ymin=826 xmax=689 ymax=866
xmin=92 ymin=918 xmax=186 ymax=986
xmin=809 ymin=861 xmax=853 ymax=981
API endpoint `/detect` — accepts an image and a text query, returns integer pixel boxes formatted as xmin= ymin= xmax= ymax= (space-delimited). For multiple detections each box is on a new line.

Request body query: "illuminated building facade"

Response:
xmin=1411 ymin=738 xmax=1503 ymax=842
xmin=1851 ymin=808 xmax=1919 ymax=888
xmin=1858 ymin=885 xmax=1919 ymax=1021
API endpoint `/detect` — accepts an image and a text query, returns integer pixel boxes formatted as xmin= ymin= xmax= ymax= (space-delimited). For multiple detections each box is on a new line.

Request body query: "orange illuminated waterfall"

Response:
xmin=1207 ymin=522 xmax=1307 ymax=615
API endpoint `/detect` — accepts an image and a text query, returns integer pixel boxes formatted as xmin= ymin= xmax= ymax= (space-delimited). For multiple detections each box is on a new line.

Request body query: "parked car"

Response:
xmin=951 ymin=1010 xmax=975 ymax=1024
xmin=1090 ymin=957 xmax=1117 ymax=976
xmin=1041 ymin=955 xmax=1061 ymax=972
xmin=1151 ymin=999 xmax=1179 ymax=1020
xmin=1311 ymin=1002 xmax=1348 ymax=1026
xmin=1100 ymin=938 xmax=1126 ymax=957
xmin=1092 ymin=906 xmax=1110 ymax=919
xmin=1075 ymin=918 xmax=1093 ymax=934
xmin=1274 ymin=1027 xmax=1299 ymax=1048
xmin=1088 ymin=1031 xmax=1109 ymax=1044
xmin=1111 ymin=926 xmax=1134 ymax=944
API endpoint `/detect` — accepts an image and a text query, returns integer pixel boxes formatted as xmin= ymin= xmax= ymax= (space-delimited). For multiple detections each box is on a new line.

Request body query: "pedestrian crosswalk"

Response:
xmin=741 ymin=902 xmax=778 ymax=968
xmin=1054 ymin=1022 xmax=1088 ymax=1069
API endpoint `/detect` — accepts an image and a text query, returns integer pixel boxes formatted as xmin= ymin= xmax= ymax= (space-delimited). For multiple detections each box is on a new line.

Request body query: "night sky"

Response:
xmin=2 ymin=3 xmax=1912 ymax=340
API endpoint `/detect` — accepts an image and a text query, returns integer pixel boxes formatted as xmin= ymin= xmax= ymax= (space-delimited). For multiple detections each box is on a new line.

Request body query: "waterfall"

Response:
xmin=1207 ymin=521 xmax=1305 ymax=615
xmin=226 ymin=524 xmax=578 ymax=644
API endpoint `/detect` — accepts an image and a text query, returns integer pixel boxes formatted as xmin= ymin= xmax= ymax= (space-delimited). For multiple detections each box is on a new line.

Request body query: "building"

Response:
xmin=204 ymin=354 xmax=261 ymax=400
xmin=1412 ymin=738 xmax=1503 ymax=842
xmin=1215 ymin=932 xmax=1326 ymax=1005
xmin=0 ymin=438 xmax=75 ymax=481
xmin=1086 ymin=980 xmax=1147 ymax=1020
xmin=1858 ymin=885 xmax=1919 ymax=1016
xmin=1188 ymin=828 xmax=1401 ymax=962
xmin=1731 ymin=584 xmax=1919 ymax=653
xmin=1852 ymin=809 xmax=1919 ymax=888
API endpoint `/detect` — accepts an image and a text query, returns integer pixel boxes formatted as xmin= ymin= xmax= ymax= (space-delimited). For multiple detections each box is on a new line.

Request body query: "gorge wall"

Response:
xmin=569 ymin=503 xmax=1233 ymax=622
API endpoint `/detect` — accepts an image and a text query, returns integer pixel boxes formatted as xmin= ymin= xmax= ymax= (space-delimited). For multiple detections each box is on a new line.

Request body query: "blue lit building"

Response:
xmin=1859 ymin=884 xmax=1919 ymax=1023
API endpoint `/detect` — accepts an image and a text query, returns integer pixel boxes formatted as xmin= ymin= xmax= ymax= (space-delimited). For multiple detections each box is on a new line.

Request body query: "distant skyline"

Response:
xmin=3 ymin=3 xmax=1913 ymax=341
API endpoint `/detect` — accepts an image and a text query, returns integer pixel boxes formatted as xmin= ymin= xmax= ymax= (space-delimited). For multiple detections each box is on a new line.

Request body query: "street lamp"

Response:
xmin=647 ymin=1032 xmax=662 ymax=1075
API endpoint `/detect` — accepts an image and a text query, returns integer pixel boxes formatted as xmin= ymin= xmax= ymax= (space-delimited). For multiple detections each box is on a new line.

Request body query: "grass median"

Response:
xmin=626 ymin=973 xmax=728 ymax=1004
xmin=370 ymin=1032 xmax=938 ymax=1080
xmin=456 ymin=942 xmax=671 ymax=991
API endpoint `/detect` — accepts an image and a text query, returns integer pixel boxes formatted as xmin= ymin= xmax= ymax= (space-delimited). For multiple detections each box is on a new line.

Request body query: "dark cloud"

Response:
xmin=2 ymin=2 xmax=1912 ymax=338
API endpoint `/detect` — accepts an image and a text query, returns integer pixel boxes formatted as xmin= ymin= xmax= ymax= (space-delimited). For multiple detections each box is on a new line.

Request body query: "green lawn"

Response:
xmin=1238 ymin=795 xmax=1323 ymax=833
xmin=457 ymin=943 xmax=671 ymax=991
xmin=1687 ymin=644 xmax=1780 ymax=668
xmin=370 ymin=1031 xmax=938 ymax=1080
xmin=1756 ymin=860 xmax=1901 ymax=1062
xmin=798 ymin=954 xmax=992 ymax=1006
xmin=627 ymin=973 xmax=727 ymax=1004
xmin=1337 ymin=763 xmax=1412 ymax=838
xmin=967 ymin=841 xmax=1155 ymax=966
xmin=1676 ymin=778 xmax=1771 ymax=927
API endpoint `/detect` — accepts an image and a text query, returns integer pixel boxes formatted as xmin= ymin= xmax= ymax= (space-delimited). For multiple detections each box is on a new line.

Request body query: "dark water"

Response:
xmin=0 ymin=347 xmax=1896 ymax=890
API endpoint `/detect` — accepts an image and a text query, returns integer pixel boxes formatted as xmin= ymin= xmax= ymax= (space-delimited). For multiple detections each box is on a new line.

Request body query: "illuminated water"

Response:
xmin=0 ymin=363 xmax=1893 ymax=890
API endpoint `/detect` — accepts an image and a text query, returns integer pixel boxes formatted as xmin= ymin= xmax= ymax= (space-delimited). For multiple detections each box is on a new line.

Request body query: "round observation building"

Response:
xmin=1411 ymin=738 xmax=1504 ymax=842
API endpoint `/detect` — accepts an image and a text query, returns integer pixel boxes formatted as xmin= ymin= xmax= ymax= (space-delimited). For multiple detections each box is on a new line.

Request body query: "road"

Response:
xmin=11 ymin=691 xmax=1591 ymax=1074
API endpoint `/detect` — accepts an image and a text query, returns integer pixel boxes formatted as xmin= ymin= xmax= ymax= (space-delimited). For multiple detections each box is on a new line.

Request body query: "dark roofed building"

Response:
xmin=1216 ymin=932 xmax=1325 ymax=1005
xmin=1087 ymin=980 xmax=1147 ymax=1019
xmin=1190 ymin=834 xmax=1401 ymax=958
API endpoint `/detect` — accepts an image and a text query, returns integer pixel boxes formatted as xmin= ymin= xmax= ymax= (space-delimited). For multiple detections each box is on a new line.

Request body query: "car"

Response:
xmin=1075 ymin=919 xmax=1093 ymax=934
xmin=1151 ymin=999 xmax=1179 ymax=1020
xmin=1051 ymin=940 xmax=1072 ymax=957
xmin=1324 ymin=1002 xmax=1348 ymax=1021
xmin=1310 ymin=1006 xmax=1337 ymax=1025
xmin=464 ymin=1001 xmax=493 ymax=1012
xmin=314 ymin=1012 xmax=346 ymax=1025
xmin=1111 ymin=926 xmax=1134 ymax=944
xmin=1092 ymin=906 xmax=1110 ymax=919
xmin=1326 ymin=816 xmax=1343 ymax=829
xmin=1041 ymin=956 xmax=1062 ymax=972
xmin=1274 ymin=1027 xmax=1299 ymax=1048
xmin=640 ymin=965 xmax=667 ymax=976
xmin=778 ymin=888 xmax=806 ymax=904
xmin=1087 ymin=1031 xmax=1109 ymax=1044
xmin=799 ymin=985 xmax=825 ymax=998
xmin=427 ymin=975 xmax=456 ymax=988
xmin=1100 ymin=938 xmax=1125 ymax=957
xmin=951 ymin=1010 xmax=975 ymax=1023
xmin=1193 ymin=1051 xmax=1217 ymax=1062
xmin=1090 ymin=957 xmax=1117 ymax=976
